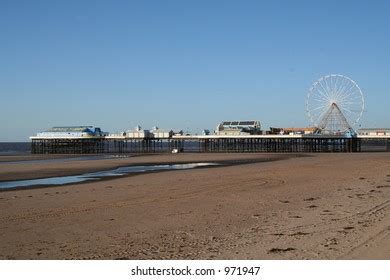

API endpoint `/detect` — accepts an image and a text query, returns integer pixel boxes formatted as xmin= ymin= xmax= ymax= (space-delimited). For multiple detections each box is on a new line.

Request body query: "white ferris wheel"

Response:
xmin=306 ymin=74 xmax=364 ymax=134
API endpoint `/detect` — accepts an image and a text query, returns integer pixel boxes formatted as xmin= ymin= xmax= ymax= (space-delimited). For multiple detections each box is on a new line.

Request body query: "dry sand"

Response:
xmin=0 ymin=153 xmax=390 ymax=260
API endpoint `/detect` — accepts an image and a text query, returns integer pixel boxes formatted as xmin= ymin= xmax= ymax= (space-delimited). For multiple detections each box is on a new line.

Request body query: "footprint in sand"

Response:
xmin=306 ymin=205 xmax=318 ymax=209
xmin=268 ymin=248 xmax=296 ymax=253
xmin=289 ymin=232 xmax=309 ymax=236
xmin=338 ymin=226 xmax=354 ymax=234
xmin=369 ymin=189 xmax=381 ymax=193
xmin=279 ymin=200 xmax=290 ymax=204
xmin=115 ymin=256 xmax=129 ymax=260
xmin=376 ymin=185 xmax=390 ymax=189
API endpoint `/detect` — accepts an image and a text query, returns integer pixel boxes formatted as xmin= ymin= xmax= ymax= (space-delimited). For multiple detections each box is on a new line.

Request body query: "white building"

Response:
xmin=150 ymin=126 xmax=173 ymax=138
xmin=125 ymin=126 xmax=151 ymax=138
xmin=215 ymin=121 xmax=262 ymax=136
xmin=123 ymin=126 xmax=173 ymax=138
xmin=358 ymin=128 xmax=390 ymax=136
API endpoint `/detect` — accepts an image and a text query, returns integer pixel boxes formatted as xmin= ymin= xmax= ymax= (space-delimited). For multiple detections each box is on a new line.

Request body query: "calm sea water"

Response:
xmin=0 ymin=142 xmax=31 ymax=155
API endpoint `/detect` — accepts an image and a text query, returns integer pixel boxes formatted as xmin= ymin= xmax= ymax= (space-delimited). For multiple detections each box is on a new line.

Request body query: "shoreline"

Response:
xmin=0 ymin=155 xmax=302 ymax=192
xmin=0 ymin=156 xmax=304 ymax=193
xmin=0 ymin=153 xmax=300 ymax=182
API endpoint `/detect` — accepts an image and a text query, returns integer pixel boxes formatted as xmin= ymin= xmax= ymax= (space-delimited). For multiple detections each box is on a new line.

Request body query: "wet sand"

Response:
xmin=0 ymin=153 xmax=390 ymax=259
xmin=0 ymin=153 xmax=289 ymax=182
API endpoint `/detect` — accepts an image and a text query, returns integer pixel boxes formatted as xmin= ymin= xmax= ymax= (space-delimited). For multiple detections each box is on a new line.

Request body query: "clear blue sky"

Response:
xmin=1 ymin=0 xmax=389 ymax=141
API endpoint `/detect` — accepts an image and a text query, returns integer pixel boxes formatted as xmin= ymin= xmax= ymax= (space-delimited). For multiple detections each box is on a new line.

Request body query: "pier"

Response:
xmin=30 ymin=135 xmax=390 ymax=154
xmin=29 ymin=124 xmax=390 ymax=154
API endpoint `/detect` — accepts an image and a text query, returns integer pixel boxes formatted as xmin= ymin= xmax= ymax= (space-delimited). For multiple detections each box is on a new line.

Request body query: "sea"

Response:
xmin=0 ymin=142 xmax=31 ymax=155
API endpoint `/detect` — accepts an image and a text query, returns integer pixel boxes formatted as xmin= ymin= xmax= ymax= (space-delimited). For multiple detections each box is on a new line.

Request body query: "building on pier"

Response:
xmin=124 ymin=126 xmax=151 ymax=138
xmin=215 ymin=121 xmax=262 ymax=136
xmin=36 ymin=126 xmax=107 ymax=138
xmin=150 ymin=126 xmax=174 ymax=138
xmin=269 ymin=127 xmax=316 ymax=135
xmin=358 ymin=128 xmax=390 ymax=136
xmin=121 ymin=126 xmax=174 ymax=139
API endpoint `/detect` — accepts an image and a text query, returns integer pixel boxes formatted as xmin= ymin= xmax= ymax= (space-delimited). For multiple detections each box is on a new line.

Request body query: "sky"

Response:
xmin=0 ymin=0 xmax=389 ymax=141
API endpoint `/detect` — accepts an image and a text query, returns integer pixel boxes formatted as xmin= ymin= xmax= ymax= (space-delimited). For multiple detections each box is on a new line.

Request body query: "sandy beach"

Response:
xmin=0 ymin=153 xmax=390 ymax=259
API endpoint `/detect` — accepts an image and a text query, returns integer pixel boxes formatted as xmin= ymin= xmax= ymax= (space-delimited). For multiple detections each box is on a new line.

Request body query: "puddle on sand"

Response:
xmin=0 ymin=162 xmax=219 ymax=190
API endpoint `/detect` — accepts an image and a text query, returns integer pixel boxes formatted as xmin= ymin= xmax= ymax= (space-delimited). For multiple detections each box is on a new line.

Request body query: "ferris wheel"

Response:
xmin=306 ymin=74 xmax=364 ymax=134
